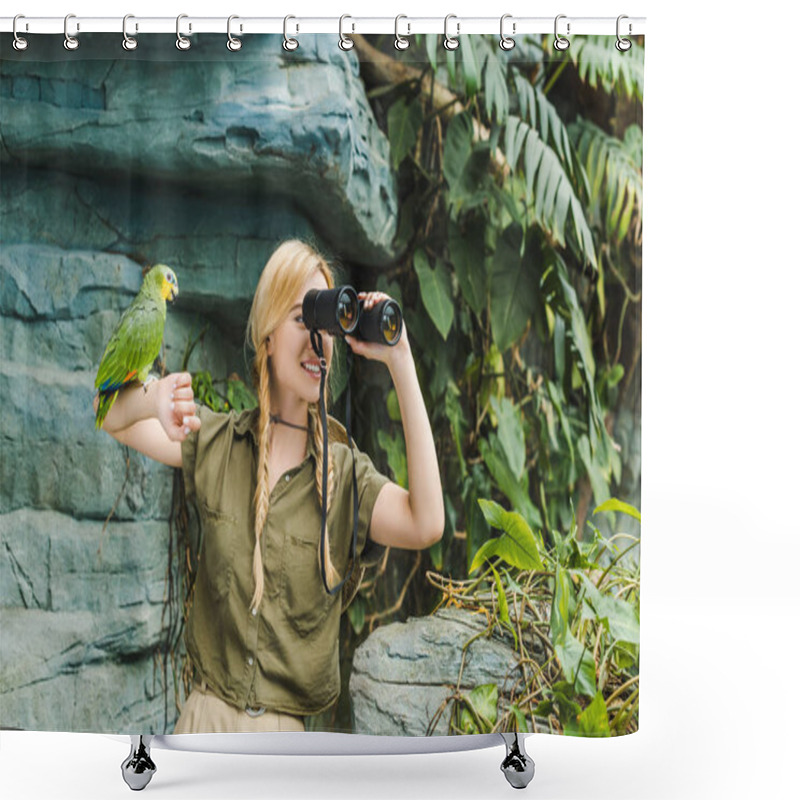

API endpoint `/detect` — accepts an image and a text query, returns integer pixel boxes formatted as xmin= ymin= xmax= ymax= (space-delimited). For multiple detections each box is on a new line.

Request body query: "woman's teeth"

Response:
xmin=302 ymin=362 xmax=320 ymax=376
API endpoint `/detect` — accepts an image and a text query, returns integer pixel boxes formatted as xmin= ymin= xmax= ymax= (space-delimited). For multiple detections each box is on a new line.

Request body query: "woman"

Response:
xmin=93 ymin=240 xmax=444 ymax=733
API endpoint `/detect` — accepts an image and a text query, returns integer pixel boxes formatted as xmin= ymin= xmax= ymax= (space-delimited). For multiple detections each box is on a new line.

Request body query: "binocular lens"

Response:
xmin=358 ymin=298 xmax=403 ymax=346
xmin=337 ymin=291 xmax=358 ymax=332
xmin=381 ymin=302 xmax=400 ymax=345
xmin=303 ymin=286 xmax=359 ymax=335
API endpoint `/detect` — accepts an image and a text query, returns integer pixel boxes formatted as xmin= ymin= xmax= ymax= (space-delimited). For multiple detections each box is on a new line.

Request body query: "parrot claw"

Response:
xmin=142 ymin=375 xmax=159 ymax=393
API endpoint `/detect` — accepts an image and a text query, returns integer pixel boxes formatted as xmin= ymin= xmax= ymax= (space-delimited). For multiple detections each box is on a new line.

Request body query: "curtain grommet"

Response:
xmin=12 ymin=15 xmax=28 ymax=51
xmin=227 ymin=15 xmax=242 ymax=51
xmin=122 ymin=14 xmax=138 ymax=51
xmin=283 ymin=15 xmax=299 ymax=51
xmin=499 ymin=14 xmax=516 ymax=51
xmin=394 ymin=15 xmax=410 ymax=51
xmin=176 ymin=14 xmax=191 ymax=51
xmin=64 ymin=14 xmax=79 ymax=51
xmin=553 ymin=14 xmax=570 ymax=51
xmin=339 ymin=14 xmax=355 ymax=51
xmin=443 ymin=14 xmax=459 ymax=51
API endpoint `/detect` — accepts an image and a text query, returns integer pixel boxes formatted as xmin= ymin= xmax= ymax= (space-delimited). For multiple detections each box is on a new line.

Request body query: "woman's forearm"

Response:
xmin=93 ymin=378 xmax=164 ymax=433
xmin=389 ymin=351 xmax=445 ymax=541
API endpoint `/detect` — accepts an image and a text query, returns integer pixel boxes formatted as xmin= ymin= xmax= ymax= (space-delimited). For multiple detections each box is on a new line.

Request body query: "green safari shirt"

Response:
xmin=180 ymin=404 xmax=390 ymax=717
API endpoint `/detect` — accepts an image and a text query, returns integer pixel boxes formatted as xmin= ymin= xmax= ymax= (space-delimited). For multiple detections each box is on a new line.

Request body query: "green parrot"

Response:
xmin=94 ymin=264 xmax=179 ymax=430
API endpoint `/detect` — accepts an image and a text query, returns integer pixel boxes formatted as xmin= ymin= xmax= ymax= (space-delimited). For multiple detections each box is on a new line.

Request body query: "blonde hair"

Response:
xmin=245 ymin=239 xmax=339 ymax=613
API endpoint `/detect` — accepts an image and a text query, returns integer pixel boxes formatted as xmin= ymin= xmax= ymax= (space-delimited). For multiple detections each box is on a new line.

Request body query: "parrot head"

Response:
xmin=145 ymin=264 xmax=179 ymax=303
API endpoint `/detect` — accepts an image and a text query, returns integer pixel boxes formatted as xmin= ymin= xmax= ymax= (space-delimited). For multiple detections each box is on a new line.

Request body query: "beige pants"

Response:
xmin=174 ymin=679 xmax=306 ymax=734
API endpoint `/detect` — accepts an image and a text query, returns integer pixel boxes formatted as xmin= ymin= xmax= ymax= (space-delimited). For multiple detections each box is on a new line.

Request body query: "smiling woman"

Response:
xmin=92 ymin=238 xmax=444 ymax=735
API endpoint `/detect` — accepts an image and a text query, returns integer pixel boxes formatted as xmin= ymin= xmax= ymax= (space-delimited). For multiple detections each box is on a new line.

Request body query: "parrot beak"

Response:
xmin=170 ymin=285 xmax=179 ymax=302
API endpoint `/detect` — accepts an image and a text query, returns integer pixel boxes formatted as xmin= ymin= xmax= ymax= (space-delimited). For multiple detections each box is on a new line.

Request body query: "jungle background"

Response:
xmin=0 ymin=31 xmax=641 ymax=737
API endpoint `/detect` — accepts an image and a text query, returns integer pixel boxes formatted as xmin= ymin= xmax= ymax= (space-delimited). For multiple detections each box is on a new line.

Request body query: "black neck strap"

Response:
xmin=309 ymin=330 xmax=359 ymax=596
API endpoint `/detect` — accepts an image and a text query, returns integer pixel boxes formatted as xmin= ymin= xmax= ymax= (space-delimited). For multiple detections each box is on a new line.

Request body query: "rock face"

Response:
xmin=349 ymin=607 xmax=544 ymax=736
xmin=0 ymin=34 xmax=397 ymax=733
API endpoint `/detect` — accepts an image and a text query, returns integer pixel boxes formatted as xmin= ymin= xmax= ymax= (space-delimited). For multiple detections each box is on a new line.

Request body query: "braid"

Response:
xmin=310 ymin=404 xmax=339 ymax=588
xmin=250 ymin=341 xmax=271 ymax=613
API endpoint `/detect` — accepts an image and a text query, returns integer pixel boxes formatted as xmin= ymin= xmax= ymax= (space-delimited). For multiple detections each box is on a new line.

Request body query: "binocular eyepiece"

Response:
xmin=302 ymin=285 xmax=403 ymax=346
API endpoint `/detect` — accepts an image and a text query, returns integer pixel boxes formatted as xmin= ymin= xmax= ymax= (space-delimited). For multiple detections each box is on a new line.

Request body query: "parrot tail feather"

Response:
xmin=95 ymin=390 xmax=120 ymax=431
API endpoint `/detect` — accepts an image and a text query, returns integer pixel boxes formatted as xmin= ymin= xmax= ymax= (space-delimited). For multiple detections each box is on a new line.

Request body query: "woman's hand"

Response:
xmin=157 ymin=372 xmax=201 ymax=442
xmin=344 ymin=291 xmax=412 ymax=371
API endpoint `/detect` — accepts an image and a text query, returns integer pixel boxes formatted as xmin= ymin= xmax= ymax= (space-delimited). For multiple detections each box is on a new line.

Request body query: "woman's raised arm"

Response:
xmin=91 ymin=372 xmax=201 ymax=468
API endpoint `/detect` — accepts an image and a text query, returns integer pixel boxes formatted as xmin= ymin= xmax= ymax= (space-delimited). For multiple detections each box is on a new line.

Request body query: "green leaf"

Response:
xmin=387 ymin=96 xmax=423 ymax=171
xmin=579 ymin=574 xmax=640 ymax=644
xmin=489 ymin=224 xmax=538 ymax=352
xmin=485 ymin=53 xmax=509 ymax=123
xmin=593 ymin=497 xmax=641 ymax=522
xmin=510 ymin=704 xmax=530 ymax=734
xmin=469 ymin=684 xmax=498 ymax=727
xmin=443 ymin=112 xmax=473 ymax=190
xmin=555 ymin=631 xmax=597 ymax=697
xmin=460 ymin=34 xmax=480 ymax=98
xmin=448 ymin=218 xmax=487 ymax=316
xmin=470 ymin=499 xmax=544 ymax=573
xmin=490 ymin=396 xmax=526 ymax=481
xmin=550 ymin=564 xmax=571 ymax=645
xmin=377 ymin=429 xmax=408 ymax=489
xmin=478 ymin=437 xmax=542 ymax=531
xmin=386 ymin=388 xmax=401 ymax=423
xmin=413 ymin=250 xmax=454 ymax=341
xmin=577 ymin=691 xmax=610 ymax=737
xmin=346 ymin=595 xmax=366 ymax=635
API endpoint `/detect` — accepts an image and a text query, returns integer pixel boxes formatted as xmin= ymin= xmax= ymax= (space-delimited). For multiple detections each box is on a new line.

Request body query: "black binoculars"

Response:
xmin=302 ymin=285 xmax=403 ymax=346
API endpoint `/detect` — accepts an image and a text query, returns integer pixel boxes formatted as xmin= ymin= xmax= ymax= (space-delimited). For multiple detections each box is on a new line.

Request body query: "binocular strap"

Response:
xmin=310 ymin=330 xmax=359 ymax=596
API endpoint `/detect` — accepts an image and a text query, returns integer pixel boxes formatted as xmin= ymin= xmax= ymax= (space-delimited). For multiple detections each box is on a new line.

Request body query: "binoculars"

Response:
xmin=302 ymin=285 xmax=403 ymax=346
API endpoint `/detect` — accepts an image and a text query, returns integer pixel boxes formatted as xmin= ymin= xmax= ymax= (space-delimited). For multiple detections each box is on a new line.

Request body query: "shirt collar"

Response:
xmin=232 ymin=406 xmax=316 ymax=460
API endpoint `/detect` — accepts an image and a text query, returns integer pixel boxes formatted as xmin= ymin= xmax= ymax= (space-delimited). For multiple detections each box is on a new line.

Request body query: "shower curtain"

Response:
xmin=0 ymin=27 xmax=643 ymax=739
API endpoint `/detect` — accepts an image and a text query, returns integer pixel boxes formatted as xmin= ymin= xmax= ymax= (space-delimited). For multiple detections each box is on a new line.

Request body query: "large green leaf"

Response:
xmin=594 ymin=497 xmax=641 ymax=522
xmin=448 ymin=218 xmax=487 ymax=316
xmin=478 ymin=436 xmax=542 ymax=530
xmin=555 ymin=631 xmax=597 ymax=697
xmin=569 ymin=35 xmax=645 ymax=100
xmin=579 ymin=574 xmax=640 ymax=644
xmin=503 ymin=116 xmax=597 ymax=269
xmin=443 ymin=111 xmax=473 ymax=189
xmin=387 ymin=95 xmax=423 ymax=171
xmin=489 ymin=224 xmax=538 ymax=352
xmin=577 ymin=691 xmax=611 ymax=736
xmin=490 ymin=395 xmax=526 ymax=481
xmin=470 ymin=499 xmax=544 ymax=573
xmin=413 ymin=249 xmax=454 ymax=341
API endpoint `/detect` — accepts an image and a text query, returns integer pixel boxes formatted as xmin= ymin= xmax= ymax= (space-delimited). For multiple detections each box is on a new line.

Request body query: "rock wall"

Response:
xmin=0 ymin=33 xmax=396 ymax=733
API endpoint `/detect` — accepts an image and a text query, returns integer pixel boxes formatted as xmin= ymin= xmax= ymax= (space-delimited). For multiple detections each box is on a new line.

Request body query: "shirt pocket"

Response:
xmin=280 ymin=531 xmax=336 ymax=636
xmin=200 ymin=501 xmax=238 ymax=601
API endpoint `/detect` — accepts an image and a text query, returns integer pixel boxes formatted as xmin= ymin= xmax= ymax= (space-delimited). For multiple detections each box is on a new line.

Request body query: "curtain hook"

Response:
xmin=443 ymin=14 xmax=459 ymax=51
xmin=64 ymin=13 xmax=79 ymax=51
xmin=394 ymin=15 xmax=410 ymax=50
xmin=122 ymin=15 xmax=138 ymax=51
xmin=616 ymin=15 xmax=632 ymax=51
xmin=553 ymin=14 xmax=570 ymax=51
xmin=500 ymin=14 xmax=516 ymax=51
xmin=176 ymin=14 xmax=191 ymax=50
xmin=339 ymin=14 xmax=354 ymax=51
xmin=12 ymin=15 xmax=28 ymax=51
xmin=283 ymin=15 xmax=299 ymax=51
xmin=227 ymin=15 xmax=242 ymax=51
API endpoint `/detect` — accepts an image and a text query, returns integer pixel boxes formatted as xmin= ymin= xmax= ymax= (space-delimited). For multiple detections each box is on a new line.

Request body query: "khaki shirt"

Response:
xmin=180 ymin=405 xmax=390 ymax=717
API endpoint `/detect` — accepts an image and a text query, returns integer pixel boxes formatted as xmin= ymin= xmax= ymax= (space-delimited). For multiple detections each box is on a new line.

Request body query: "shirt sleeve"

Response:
xmin=180 ymin=405 xmax=231 ymax=505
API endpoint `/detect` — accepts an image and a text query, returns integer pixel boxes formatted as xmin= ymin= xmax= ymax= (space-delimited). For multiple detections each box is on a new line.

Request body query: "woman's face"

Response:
xmin=267 ymin=271 xmax=334 ymax=409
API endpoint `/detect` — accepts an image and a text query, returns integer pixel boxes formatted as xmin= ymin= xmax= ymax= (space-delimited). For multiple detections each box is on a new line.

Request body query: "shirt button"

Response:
xmin=285 ymin=474 xmax=290 ymax=482
xmin=248 ymin=657 xmax=254 ymax=666
xmin=252 ymin=607 xmax=257 ymax=616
